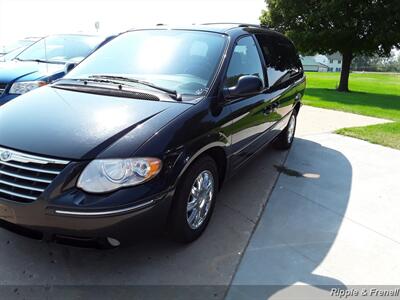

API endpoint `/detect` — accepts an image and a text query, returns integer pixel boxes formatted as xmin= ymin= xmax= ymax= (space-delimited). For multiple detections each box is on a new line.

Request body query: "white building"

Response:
xmin=314 ymin=52 xmax=343 ymax=72
xmin=300 ymin=56 xmax=328 ymax=72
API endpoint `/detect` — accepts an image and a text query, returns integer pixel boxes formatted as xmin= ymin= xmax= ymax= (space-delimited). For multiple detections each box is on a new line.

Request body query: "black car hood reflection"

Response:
xmin=0 ymin=86 xmax=191 ymax=160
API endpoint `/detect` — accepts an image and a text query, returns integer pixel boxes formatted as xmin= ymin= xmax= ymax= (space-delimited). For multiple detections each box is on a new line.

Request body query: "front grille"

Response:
xmin=0 ymin=147 xmax=69 ymax=203
xmin=0 ymin=83 xmax=6 ymax=96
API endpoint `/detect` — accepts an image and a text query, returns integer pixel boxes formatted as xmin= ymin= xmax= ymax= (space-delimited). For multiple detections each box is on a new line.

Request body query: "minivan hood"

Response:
xmin=0 ymin=86 xmax=191 ymax=160
xmin=0 ymin=60 xmax=64 ymax=83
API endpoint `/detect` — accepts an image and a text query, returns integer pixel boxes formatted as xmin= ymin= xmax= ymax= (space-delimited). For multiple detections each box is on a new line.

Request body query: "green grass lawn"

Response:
xmin=303 ymin=72 xmax=400 ymax=149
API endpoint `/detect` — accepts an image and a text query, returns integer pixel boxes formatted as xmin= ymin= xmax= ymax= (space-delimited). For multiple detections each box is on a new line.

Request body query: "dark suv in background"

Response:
xmin=0 ymin=23 xmax=305 ymax=247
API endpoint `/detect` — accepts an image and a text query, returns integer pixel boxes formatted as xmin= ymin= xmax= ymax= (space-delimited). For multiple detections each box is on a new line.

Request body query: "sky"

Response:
xmin=0 ymin=0 xmax=266 ymax=43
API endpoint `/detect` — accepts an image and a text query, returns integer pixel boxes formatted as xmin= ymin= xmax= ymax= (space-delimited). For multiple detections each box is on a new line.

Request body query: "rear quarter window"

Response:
xmin=255 ymin=33 xmax=303 ymax=87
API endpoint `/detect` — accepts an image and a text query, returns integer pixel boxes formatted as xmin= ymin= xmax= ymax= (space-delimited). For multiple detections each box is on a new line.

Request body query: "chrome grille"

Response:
xmin=0 ymin=147 xmax=69 ymax=202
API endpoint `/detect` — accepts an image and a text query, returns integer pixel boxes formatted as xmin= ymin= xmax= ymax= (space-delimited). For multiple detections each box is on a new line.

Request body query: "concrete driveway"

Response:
xmin=227 ymin=107 xmax=400 ymax=300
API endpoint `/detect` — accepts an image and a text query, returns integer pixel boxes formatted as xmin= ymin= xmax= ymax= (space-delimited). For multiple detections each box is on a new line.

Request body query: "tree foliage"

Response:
xmin=352 ymin=53 xmax=400 ymax=72
xmin=260 ymin=0 xmax=400 ymax=91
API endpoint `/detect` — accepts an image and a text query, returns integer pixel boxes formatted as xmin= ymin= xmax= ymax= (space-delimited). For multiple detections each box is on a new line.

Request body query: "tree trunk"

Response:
xmin=337 ymin=51 xmax=353 ymax=92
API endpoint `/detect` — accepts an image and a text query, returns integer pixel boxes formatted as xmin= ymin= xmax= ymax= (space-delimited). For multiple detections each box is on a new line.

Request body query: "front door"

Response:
xmin=224 ymin=35 xmax=274 ymax=170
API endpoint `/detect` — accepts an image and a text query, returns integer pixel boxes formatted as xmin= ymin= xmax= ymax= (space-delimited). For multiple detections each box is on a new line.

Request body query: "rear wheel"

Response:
xmin=169 ymin=156 xmax=219 ymax=243
xmin=274 ymin=113 xmax=297 ymax=150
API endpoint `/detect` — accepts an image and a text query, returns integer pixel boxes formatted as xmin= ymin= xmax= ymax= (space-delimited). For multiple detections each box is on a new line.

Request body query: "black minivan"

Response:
xmin=0 ymin=24 xmax=305 ymax=247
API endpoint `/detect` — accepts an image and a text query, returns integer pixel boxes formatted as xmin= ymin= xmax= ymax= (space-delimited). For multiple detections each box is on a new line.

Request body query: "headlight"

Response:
xmin=9 ymin=81 xmax=47 ymax=94
xmin=77 ymin=158 xmax=162 ymax=193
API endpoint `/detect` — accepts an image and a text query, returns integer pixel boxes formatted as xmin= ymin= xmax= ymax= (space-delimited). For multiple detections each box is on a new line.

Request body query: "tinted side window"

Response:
xmin=255 ymin=33 xmax=303 ymax=87
xmin=224 ymin=36 xmax=265 ymax=88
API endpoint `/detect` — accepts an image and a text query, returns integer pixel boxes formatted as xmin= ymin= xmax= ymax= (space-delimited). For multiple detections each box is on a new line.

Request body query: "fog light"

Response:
xmin=106 ymin=237 xmax=120 ymax=247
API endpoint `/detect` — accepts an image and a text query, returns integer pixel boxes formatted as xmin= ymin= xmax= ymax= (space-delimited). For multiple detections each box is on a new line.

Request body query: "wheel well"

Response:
xmin=293 ymin=102 xmax=301 ymax=115
xmin=201 ymin=147 xmax=227 ymax=188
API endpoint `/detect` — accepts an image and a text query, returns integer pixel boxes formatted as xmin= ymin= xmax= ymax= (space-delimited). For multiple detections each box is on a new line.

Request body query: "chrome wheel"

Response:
xmin=186 ymin=170 xmax=214 ymax=230
xmin=287 ymin=115 xmax=296 ymax=144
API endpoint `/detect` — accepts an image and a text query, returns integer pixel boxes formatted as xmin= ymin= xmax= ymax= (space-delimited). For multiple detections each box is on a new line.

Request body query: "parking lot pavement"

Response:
xmin=0 ymin=144 xmax=287 ymax=299
xmin=227 ymin=134 xmax=400 ymax=300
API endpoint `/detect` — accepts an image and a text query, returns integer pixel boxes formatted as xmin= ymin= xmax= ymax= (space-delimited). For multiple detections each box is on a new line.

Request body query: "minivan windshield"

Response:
xmin=16 ymin=35 xmax=104 ymax=63
xmin=65 ymin=30 xmax=227 ymax=97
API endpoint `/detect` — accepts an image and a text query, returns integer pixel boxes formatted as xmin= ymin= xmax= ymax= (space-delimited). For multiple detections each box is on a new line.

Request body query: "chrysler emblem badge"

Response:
xmin=0 ymin=150 xmax=12 ymax=162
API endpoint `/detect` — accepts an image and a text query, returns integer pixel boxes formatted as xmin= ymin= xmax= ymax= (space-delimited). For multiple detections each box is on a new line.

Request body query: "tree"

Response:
xmin=352 ymin=52 xmax=400 ymax=72
xmin=260 ymin=0 xmax=400 ymax=92
xmin=351 ymin=55 xmax=383 ymax=72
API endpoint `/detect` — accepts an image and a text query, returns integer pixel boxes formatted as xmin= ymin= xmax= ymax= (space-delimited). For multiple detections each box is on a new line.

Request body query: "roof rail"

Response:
xmin=201 ymin=22 xmax=268 ymax=29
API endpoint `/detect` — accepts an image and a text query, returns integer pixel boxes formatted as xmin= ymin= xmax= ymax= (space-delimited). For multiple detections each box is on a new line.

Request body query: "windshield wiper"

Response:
xmin=53 ymin=81 xmax=161 ymax=101
xmin=14 ymin=58 xmax=62 ymax=64
xmin=89 ymin=74 xmax=182 ymax=101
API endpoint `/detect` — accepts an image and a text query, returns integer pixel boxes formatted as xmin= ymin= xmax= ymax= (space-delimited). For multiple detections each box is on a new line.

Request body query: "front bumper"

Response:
xmin=0 ymin=189 xmax=174 ymax=246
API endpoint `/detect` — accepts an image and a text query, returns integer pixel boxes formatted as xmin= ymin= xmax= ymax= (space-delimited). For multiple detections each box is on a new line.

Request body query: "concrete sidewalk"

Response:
xmin=296 ymin=105 xmax=391 ymax=136
xmin=227 ymin=134 xmax=400 ymax=299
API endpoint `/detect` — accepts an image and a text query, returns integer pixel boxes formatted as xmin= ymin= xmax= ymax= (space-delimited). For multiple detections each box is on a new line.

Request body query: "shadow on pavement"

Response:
xmin=227 ymin=137 xmax=352 ymax=299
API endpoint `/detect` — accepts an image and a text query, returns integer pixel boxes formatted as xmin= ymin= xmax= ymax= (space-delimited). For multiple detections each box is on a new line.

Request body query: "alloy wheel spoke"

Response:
xmin=287 ymin=116 xmax=295 ymax=143
xmin=202 ymin=173 xmax=210 ymax=188
xmin=193 ymin=210 xmax=202 ymax=226
xmin=197 ymin=175 xmax=204 ymax=189
xmin=206 ymin=183 xmax=213 ymax=194
xmin=200 ymin=203 xmax=208 ymax=219
xmin=187 ymin=208 xmax=198 ymax=225
xmin=191 ymin=186 xmax=200 ymax=198
xmin=187 ymin=198 xmax=198 ymax=212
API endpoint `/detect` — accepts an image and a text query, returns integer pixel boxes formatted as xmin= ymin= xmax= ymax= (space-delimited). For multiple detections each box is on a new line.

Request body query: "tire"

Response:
xmin=274 ymin=112 xmax=297 ymax=150
xmin=169 ymin=156 xmax=219 ymax=243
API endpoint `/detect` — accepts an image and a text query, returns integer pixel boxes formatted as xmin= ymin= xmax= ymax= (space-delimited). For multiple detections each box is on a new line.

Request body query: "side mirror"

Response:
xmin=64 ymin=62 xmax=78 ymax=74
xmin=224 ymin=75 xmax=263 ymax=99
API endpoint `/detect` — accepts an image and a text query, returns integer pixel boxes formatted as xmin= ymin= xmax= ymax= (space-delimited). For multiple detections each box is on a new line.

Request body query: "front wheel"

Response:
xmin=274 ymin=113 xmax=297 ymax=150
xmin=169 ymin=156 xmax=219 ymax=243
